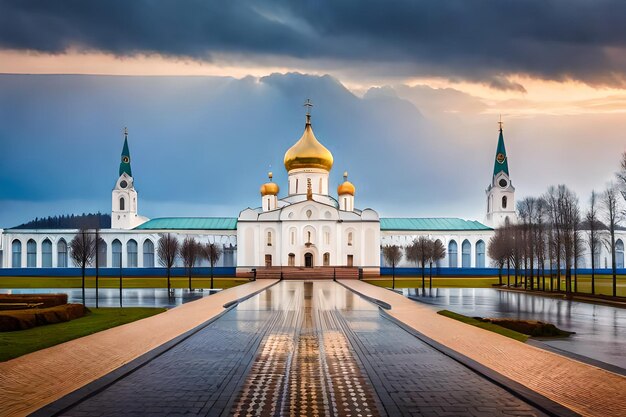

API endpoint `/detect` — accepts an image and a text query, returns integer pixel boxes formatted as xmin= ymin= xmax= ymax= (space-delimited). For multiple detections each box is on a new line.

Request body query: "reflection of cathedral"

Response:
xmin=21 ymin=101 xmax=622 ymax=273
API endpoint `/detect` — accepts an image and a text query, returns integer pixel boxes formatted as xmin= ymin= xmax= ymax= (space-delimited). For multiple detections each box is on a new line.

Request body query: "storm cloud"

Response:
xmin=1 ymin=1 xmax=626 ymax=89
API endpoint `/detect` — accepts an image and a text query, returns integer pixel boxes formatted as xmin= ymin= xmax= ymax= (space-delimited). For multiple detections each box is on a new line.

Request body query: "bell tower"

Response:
xmin=484 ymin=119 xmax=517 ymax=228
xmin=111 ymin=128 xmax=146 ymax=229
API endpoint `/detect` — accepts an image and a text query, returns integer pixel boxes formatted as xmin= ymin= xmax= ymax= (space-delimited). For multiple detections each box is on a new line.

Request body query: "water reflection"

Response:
xmin=403 ymin=287 xmax=626 ymax=370
xmin=237 ymin=281 xmax=378 ymax=314
xmin=0 ymin=288 xmax=220 ymax=308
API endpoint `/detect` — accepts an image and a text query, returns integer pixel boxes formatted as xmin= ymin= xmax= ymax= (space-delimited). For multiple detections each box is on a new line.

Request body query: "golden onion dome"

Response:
xmin=284 ymin=114 xmax=334 ymax=172
xmin=337 ymin=171 xmax=355 ymax=196
xmin=260 ymin=172 xmax=279 ymax=196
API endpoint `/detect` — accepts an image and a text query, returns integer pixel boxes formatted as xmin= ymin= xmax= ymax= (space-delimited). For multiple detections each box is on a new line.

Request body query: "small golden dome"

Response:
xmin=260 ymin=172 xmax=279 ymax=196
xmin=284 ymin=114 xmax=334 ymax=172
xmin=337 ymin=171 xmax=355 ymax=196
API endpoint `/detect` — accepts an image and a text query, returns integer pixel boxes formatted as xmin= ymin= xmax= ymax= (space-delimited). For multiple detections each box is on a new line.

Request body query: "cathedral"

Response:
xmin=7 ymin=104 xmax=618 ymax=274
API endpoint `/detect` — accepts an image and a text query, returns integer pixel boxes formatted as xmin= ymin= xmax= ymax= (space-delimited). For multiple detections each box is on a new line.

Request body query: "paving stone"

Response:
xmin=61 ymin=282 xmax=548 ymax=417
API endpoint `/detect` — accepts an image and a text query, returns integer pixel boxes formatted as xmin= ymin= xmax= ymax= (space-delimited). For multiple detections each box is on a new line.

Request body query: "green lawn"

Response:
xmin=437 ymin=310 xmax=529 ymax=342
xmin=0 ymin=276 xmax=248 ymax=289
xmin=366 ymin=274 xmax=626 ymax=296
xmin=365 ymin=277 xmax=500 ymax=289
xmin=0 ymin=307 xmax=165 ymax=362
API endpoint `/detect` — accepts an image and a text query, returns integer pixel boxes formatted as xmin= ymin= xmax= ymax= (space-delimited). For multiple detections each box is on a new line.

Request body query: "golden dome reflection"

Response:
xmin=284 ymin=114 xmax=334 ymax=172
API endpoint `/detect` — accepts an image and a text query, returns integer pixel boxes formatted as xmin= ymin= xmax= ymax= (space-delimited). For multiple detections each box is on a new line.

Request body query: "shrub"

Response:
xmin=0 ymin=304 xmax=88 ymax=331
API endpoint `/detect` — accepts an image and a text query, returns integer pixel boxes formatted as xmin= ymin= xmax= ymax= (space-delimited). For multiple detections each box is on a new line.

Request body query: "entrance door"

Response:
xmin=347 ymin=254 xmax=354 ymax=267
xmin=304 ymin=253 xmax=313 ymax=268
xmin=265 ymin=254 xmax=272 ymax=267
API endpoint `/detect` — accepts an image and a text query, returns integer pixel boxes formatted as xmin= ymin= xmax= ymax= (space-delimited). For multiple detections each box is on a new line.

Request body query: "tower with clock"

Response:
xmin=111 ymin=128 xmax=147 ymax=229
xmin=484 ymin=121 xmax=517 ymax=228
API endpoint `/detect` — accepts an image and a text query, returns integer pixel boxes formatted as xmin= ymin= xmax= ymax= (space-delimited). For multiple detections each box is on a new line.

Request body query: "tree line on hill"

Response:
xmin=11 ymin=213 xmax=111 ymax=230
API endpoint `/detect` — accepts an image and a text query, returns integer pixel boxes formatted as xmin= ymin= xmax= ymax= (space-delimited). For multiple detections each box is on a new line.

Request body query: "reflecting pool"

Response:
xmin=0 ymin=288 xmax=220 ymax=308
xmin=403 ymin=287 xmax=626 ymax=370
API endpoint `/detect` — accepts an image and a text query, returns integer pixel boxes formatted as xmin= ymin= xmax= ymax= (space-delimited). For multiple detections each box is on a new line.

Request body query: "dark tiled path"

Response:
xmin=60 ymin=282 xmax=545 ymax=417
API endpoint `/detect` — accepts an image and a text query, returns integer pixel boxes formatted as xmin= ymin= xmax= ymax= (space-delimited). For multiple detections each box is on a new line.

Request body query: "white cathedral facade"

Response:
xmin=2 ymin=105 xmax=623 ymax=273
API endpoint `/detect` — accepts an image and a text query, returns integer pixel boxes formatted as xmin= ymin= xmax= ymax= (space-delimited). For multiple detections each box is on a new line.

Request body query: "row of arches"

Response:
xmin=10 ymin=238 xmax=155 ymax=268
xmin=447 ymin=239 xmax=486 ymax=268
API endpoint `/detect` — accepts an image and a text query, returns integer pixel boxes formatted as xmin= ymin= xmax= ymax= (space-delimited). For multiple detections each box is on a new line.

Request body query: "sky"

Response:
xmin=1 ymin=0 xmax=626 ymax=227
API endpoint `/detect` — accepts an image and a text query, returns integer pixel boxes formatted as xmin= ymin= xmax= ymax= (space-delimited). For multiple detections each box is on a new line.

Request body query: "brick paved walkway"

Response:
xmin=0 ymin=280 xmax=278 ymax=417
xmin=58 ymin=281 xmax=543 ymax=417
xmin=341 ymin=280 xmax=626 ymax=417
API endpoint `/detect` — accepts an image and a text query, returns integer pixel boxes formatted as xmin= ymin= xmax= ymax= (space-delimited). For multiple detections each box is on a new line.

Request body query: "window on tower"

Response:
xmin=502 ymin=196 xmax=507 ymax=209
xmin=119 ymin=197 xmax=125 ymax=211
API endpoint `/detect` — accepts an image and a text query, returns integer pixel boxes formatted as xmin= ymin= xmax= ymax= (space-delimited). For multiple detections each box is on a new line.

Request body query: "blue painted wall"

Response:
xmin=379 ymin=267 xmax=626 ymax=277
xmin=0 ymin=267 xmax=237 ymax=278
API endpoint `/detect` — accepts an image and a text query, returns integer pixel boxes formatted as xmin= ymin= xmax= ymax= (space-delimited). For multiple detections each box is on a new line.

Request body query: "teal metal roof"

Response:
xmin=134 ymin=217 xmax=237 ymax=230
xmin=380 ymin=218 xmax=492 ymax=231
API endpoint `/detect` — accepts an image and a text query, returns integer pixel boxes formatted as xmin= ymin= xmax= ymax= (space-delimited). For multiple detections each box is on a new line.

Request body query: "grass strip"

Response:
xmin=437 ymin=309 xmax=529 ymax=343
xmin=0 ymin=307 xmax=165 ymax=361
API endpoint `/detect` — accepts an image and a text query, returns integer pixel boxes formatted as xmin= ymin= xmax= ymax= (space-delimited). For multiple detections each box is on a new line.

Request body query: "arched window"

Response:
xmin=112 ymin=239 xmax=122 ymax=268
xmin=324 ymin=231 xmax=330 ymax=245
xmin=119 ymin=197 xmax=125 ymax=211
xmin=502 ymin=196 xmax=507 ymax=209
xmin=97 ymin=240 xmax=107 ymax=267
xmin=307 ymin=231 xmax=312 ymax=244
xmin=143 ymin=240 xmax=155 ymax=267
xmin=42 ymin=239 xmax=52 ymax=267
xmin=319 ymin=177 xmax=323 ymax=194
xmin=593 ymin=245 xmax=601 ymax=268
xmin=127 ymin=239 xmax=138 ymax=267
xmin=288 ymin=253 xmax=295 ymax=267
xmin=434 ymin=239 xmax=443 ymax=267
xmin=323 ymin=252 xmax=330 ymax=266
xmin=290 ymin=229 xmax=296 ymax=245
xmin=57 ymin=239 xmax=68 ymax=267
xmin=348 ymin=232 xmax=353 ymax=246
xmin=267 ymin=231 xmax=272 ymax=246
xmin=462 ymin=240 xmax=471 ymax=268
xmin=448 ymin=240 xmax=458 ymax=268
xmin=475 ymin=240 xmax=485 ymax=268
xmin=296 ymin=178 xmax=299 ymax=193
xmin=27 ymin=239 xmax=37 ymax=267
xmin=11 ymin=240 xmax=22 ymax=268
xmin=616 ymin=239 xmax=624 ymax=269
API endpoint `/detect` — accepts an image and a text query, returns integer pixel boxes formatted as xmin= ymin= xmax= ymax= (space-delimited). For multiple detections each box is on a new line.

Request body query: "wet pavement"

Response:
xmin=60 ymin=282 xmax=544 ymax=417
xmin=403 ymin=287 xmax=626 ymax=370
xmin=0 ymin=288 xmax=220 ymax=308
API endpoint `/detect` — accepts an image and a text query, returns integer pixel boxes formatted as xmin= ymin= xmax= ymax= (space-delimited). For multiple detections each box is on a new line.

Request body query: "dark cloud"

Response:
xmin=1 ymin=1 xmax=626 ymax=88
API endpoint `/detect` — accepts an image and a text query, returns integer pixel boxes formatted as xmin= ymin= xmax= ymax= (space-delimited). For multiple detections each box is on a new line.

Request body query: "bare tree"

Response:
xmin=488 ymin=227 xmax=511 ymax=285
xmin=533 ymin=198 xmax=549 ymax=291
xmin=203 ymin=242 xmax=223 ymax=290
xmin=602 ymin=184 xmax=621 ymax=297
xmin=158 ymin=233 xmax=179 ymax=295
xmin=544 ymin=185 xmax=580 ymax=294
xmin=179 ymin=237 xmax=201 ymax=291
xmin=586 ymin=191 xmax=601 ymax=294
xmin=70 ymin=229 xmax=96 ymax=306
xmin=406 ymin=237 xmax=430 ymax=292
xmin=428 ymin=240 xmax=446 ymax=291
xmin=382 ymin=245 xmax=403 ymax=289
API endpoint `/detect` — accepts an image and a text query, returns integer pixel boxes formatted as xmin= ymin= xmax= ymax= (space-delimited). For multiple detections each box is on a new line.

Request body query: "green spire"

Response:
xmin=493 ymin=121 xmax=509 ymax=177
xmin=119 ymin=127 xmax=132 ymax=177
